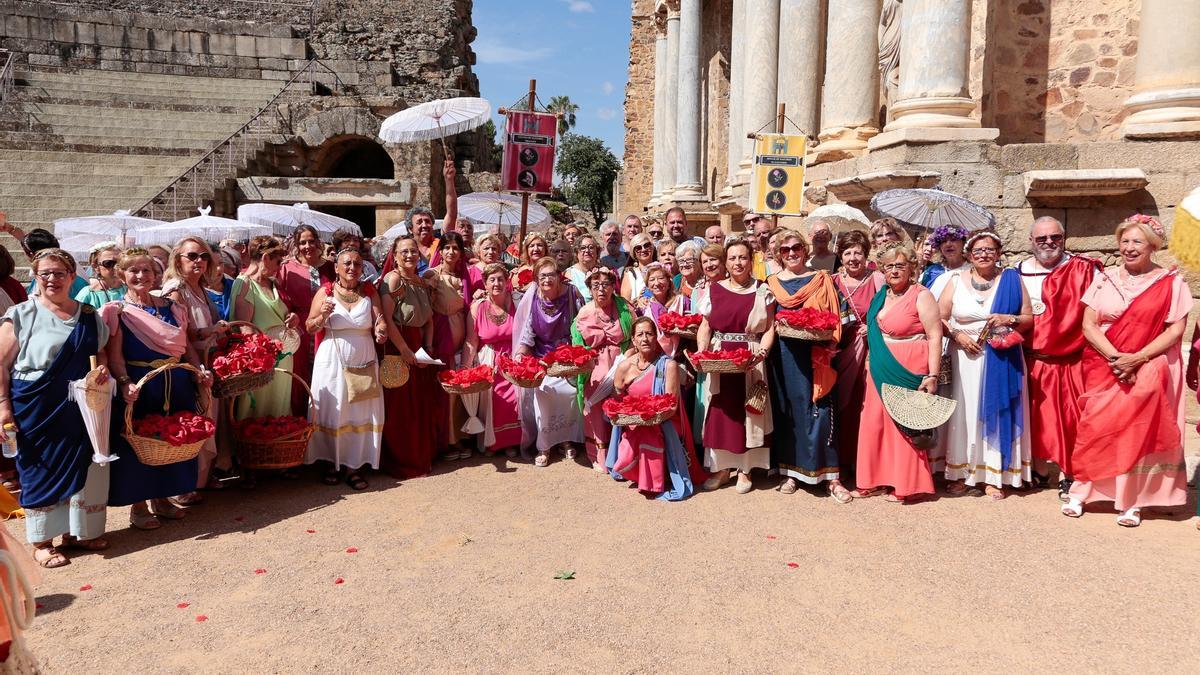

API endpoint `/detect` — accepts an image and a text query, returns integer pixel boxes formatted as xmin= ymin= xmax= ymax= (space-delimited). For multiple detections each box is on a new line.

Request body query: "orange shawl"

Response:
xmin=767 ymin=271 xmax=842 ymax=401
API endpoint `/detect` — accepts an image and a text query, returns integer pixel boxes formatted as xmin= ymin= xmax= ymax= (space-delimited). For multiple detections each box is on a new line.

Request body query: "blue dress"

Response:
xmin=767 ymin=276 xmax=839 ymax=484
xmin=108 ymin=302 xmax=200 ymax=506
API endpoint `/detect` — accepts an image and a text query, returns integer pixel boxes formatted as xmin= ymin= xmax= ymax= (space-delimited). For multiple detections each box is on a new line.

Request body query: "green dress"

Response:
xmin=231 ymin=276 xmax=295 ymax=420
xmin=74 ymin=283 xmax=127 ymax=309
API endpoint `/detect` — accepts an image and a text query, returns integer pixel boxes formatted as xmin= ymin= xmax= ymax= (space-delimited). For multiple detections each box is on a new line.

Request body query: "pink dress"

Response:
xmin=612 ymin=365 xmax=667 ymax=492
xmin=473 ymin=300 xmax=521 ymax=451
xmin=855 ymin=285 xmax=935 ymax=498
xmin=1069 ymin=268 xmax=1192 ymax=510
xmin=575 ymin=303 xmax=629 ymax=462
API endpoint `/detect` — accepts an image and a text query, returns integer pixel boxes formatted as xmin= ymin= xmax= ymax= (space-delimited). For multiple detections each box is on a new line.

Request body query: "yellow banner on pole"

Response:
xmin=749 ymin=133 xmax=807 ymax=216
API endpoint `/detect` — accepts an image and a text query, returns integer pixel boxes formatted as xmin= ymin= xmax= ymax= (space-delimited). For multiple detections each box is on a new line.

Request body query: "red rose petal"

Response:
xmin=79 ymin=584 xmax=92 ymax=591
xmin=35 ymin=603 xmax=44 ymax=610
xmin=345 ymin=547 xmax=358 ymax=554
xmin=333 ymin=577 xmax=345 ymax=585
xmin=786 ymin=562 xmax=799 ymax=568
xmin=766 ymin=535 xmax=777 ymax=540
xmin=306 ymin=529 xmax=316 ymax=534
xmin=195 ymin=615 xmax=208 ymax=622
xmin=177 ymin=602 xmax=190 ymax=609
xmin=254 ymin=569 xmax=267 ymax=574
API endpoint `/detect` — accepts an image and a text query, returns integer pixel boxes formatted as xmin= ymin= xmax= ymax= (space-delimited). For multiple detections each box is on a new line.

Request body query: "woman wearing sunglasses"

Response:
xmin=620 ymin=232 xmax=657 ymax=308
xmin=75 ymin=242 xmax=126 ymax=309
xmin=162 ymin=237 xmax=230 ymax=499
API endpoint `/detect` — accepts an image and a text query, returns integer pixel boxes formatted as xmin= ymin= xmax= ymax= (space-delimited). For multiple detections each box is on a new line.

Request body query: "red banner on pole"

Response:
xmin=502 ymin=111 xmax=557 ymax=194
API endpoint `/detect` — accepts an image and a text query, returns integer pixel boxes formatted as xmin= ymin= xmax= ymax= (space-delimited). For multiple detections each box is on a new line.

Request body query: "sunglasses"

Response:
xmin=778 ymin=243 xmax=806 ymax=256
xmin=743 ymin=215 xmax=763 ymax=225
xmin=97 ymin=259 xmax=118 ymax=269
xmin=183 ymin=251 xmax=212 ymax=262
xmin=634 ymin=243 xmax=654 ymax=252
xmin=1034 ymin=234 xmax=1064 ymax=244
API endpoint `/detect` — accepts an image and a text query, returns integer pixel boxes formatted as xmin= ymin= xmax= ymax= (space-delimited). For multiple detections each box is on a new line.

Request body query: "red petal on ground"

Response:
xmin=176 ymin=602 xmax=190 ymax=609
xmin=766 ymin=535 xmax=777 ymax=540
xmin=254 ymin=569 xmax=267 ymax=574
xmin=306 ymin=529 xmax=316 ymax=534
xmin=333 ymin=577 xmax=345 ymax=585
xmin=79 ymin=584 xmax=92 ymax=591
xmin=786 ymin=562 xmax=799 ymax=568
xmin=345 ymin=547 xmax=358 ymax=553
xmin=195 ymin=615 xmax=208 ymax=622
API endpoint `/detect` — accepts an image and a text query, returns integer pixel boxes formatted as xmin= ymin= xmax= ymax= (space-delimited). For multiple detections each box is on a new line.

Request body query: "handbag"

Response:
xmin=344 ymin=364 xmax=380 ymax=403
xmin=380 ymin=354 xmax=410 ymax=388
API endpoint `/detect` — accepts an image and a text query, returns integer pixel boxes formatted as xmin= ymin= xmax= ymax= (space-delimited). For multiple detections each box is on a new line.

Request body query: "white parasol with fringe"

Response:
xmin=458 ymin=192 xmax=552 ymax=229
xmin=54 ymin=210 xmax=164 ymax=246
xmin=809 ymin=204 xmax=870 ymax=226
xmin=870 ymin=188 xmax=996 ymax=231
xmin=380 ymin=97 xmax=492 ymax=156
xmin=135 ymin=207 xmax=272 ymax=246
xmin=237 ymin=202 xmax=360 ymax=241
xmin=66 ymin=357 xmax=118 ymax=464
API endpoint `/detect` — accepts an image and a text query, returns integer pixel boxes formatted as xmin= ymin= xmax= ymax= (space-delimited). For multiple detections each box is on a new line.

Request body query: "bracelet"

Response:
xmin=117 ymin=375 xmax=132 ymax=385
xmin=922 ymin=374 xmax=937 ymax=380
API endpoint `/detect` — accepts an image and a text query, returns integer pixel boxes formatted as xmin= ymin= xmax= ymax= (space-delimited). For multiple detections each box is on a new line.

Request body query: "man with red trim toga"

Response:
xmin=1017 ymin=216 xmax=1101 ymax=500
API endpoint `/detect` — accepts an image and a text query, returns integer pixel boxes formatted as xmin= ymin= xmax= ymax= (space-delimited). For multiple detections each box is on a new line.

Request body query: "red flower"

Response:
xmin=602 ymin=394 xmax=677 ymax=420
xmin=438 ymin=365 xmax=494 ymax=386
xmin=988 ymin=330 xmax=1024 ymax=350
xmin=542 ymin=345 xmax=596 ymax=368
xmin=497 ymin=354 xmax=547 ymax=380
xmin=690 ymin=349 xmax=754 ymax=367
xmin=516 ymin=268 xmax=534 ymax=288
xmin=657 ymin=312 xmax=703 ymax=331
xmin=134 ymin=411 xmax=217 ymax=446
xmin=211 ymin=333 xmax=283 ymax=378
xmin=777 ymin=308 xmax=839 ymax=331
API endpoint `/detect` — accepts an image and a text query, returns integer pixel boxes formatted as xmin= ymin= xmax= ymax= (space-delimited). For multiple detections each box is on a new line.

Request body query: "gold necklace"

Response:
xmin=334 ymin=281 xmax=360 ymax=304
xmin=486 ymin=299 xmax=509 ymax=326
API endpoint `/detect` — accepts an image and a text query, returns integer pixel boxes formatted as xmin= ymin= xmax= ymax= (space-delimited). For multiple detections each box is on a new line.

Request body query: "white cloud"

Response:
xmin=597 ymin=107 xmax=617 ymax=120
xmin=601 ymin=81 xmax=614 ymax=95
xmin=561 ymin=0 xmax=595 ymax=12
xmin=474 ymin=37 xmax=552 ymax=65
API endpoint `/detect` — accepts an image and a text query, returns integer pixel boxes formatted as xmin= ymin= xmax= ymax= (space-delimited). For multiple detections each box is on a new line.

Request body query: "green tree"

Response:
xmin=480 ymin=119 xmax=502 ymax=170
xmin=557 ymin=133 xmax=621 ymax=226
xmin=547 ymin=95 xmax=579 ymax=136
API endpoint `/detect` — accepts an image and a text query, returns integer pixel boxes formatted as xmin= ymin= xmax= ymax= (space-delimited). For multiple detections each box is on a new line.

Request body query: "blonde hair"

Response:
xmin=87 ymin=242 xmax=121 ymax=269
xmin=521 ymin=233 xmax=548 ymax=265
xmin=773 ymin=230 xmax=810 ymax=259
xmin=116 ymin=247 xmax=155 ymax=275
xmin=1115 ymin=217 xmax=1165 ymax=251
xmin=164 ymin=236 xmax=221 ymax=289
xmin=876 ymin=241 xmax=917 ymax=266
xmin=30 ymin=248 xmax=77 ymax=275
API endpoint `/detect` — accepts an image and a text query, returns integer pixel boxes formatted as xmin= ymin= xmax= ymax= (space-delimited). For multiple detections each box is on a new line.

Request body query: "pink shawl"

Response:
xmin=100 ymin=301 xmax=189 ymax=357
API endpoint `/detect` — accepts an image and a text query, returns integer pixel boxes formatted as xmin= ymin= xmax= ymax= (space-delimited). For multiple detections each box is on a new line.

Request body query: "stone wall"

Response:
xmin=619 ymin=0 xmax=658 ymax=218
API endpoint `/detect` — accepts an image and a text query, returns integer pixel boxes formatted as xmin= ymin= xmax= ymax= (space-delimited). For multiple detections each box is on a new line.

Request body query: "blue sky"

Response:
xmin=471 ymin=0 xmax=630 ymax=159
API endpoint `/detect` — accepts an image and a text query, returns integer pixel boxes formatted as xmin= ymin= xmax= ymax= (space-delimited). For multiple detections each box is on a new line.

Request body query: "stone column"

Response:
xmin=814 ymin=0 xmax=881 ymax=162
xmin=736 ymin=0 xmax=781 ymax=182
xmin=1122 ymin=0 xmax=1200 ymax=139
xmin=722 ymin=0 xmax=747 ymax=197
xmin=883 ymin=0 xmax=979 ymax=131
xmin=661 ymin=3 xmax=680 ymax=199
xmin=650 ymin=13 xmax=669 ymax=204
xmin=776 ymin=0 xmax=823 ymax=137
xmin=672 ymin=0 xmax=705 ymax=202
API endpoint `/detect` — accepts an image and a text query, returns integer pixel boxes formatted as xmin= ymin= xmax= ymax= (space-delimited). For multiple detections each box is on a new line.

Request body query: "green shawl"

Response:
xmin=570 ymin=295 xmax=634 ymax=410
xmin=864 ymin=286 xmax=923 ymax=395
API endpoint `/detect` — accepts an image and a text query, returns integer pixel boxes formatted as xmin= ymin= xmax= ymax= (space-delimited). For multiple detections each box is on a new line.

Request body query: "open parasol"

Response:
xmin=870 ymin=188 xmax=996 ymax=231
xmin=54 ymin=210 xmax=164 ymax=246
xmin=135 ymin=207 xmax=272 ymax=246
xmin=458 ymin=192 xmax=552 ymax=230
xmin=379 ymin=97 xmax=492 ymax=157
xmin=809 ymin=204 xmax=870 ymax=226
xmin=237 ymin=202 xmax=360 ymax=241
xmin=58 ymin=233 xmax=126 ymax=264
xmin=66 ymin=356 xmax=118 ymax=465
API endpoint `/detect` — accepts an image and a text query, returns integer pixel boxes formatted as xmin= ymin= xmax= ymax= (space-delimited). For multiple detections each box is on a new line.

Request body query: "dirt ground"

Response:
xmin=7 ymin=455 xmax=1200 ymax=674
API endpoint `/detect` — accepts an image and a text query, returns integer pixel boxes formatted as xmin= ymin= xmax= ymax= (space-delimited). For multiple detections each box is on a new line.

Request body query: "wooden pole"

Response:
xmin=773 ymin=102 xmax=785 ymax=229
xmin=518 ymin=78 xmax=537 ymax=246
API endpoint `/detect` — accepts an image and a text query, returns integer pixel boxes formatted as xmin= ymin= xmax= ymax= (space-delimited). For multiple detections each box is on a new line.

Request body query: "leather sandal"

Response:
xmin=129 ymin=507 xmax=162 ymax=531
xmin=32 ymin=546 xmax=69 ymax=569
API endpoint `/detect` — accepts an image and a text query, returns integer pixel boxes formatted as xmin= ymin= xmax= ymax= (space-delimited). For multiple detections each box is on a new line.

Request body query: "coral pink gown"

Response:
xmin=612 ymin=365 xmax=668 ymax=492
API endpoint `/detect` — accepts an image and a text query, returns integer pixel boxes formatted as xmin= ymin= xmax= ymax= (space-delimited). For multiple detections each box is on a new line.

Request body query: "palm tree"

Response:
xmin=547 ymin=95 xmax=579 ymax=136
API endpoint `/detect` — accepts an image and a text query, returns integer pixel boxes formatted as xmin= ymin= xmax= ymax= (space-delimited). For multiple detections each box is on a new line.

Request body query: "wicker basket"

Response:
xmin=440 ymin=378 xmax=492 ymax=396
xmin=612 ymin=409 xmax=673 ymax=427
xmin=500 ymin=370 xmax=545 ymax=389
xmin=210 ymin=320 xmax=276 ymax=399
xmin=668 ymin=326 xmax=699 ymax=340
xmin=692 ymin=358 xmax=749 ymax=374
xmin=543 ymin=358 xmax=596 ymax=379
xmin=123 ymin=363 xmax=210 ymax=467
xmin=776 ymin=322 xmax=835 ymax=341
xmin=234 ymin=369 xmax=315 ymax=470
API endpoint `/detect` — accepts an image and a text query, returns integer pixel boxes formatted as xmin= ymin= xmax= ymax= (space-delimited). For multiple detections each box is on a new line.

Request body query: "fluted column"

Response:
xmin=672 ymin=0 xmax=705 ymax=201
xmin=1122 ymin=0 xmax=1200 ymax=139
xmin=660 ymin=4 xmax=680 ymax=197
xmin=777 ymin=0 xmax=823 ymax=138
xmin=722 ymin=0 xmax=747 ymax=196
xmin=814 ymin=0 xmax=881 ymax=161
xmin=883 ymin=0 xmax=979 ymax=131
xmin=736 ymin=0 xmax=780 ymax=182
xmin=650 ymin=13 xmax=669 ymax=203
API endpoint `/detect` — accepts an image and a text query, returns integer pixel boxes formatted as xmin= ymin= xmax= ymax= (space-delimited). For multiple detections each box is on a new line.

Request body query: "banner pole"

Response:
xmin=773 ymin=102 xmax=785 ymax=229
xmin=519 ymin=78 xmax=537 ymax=246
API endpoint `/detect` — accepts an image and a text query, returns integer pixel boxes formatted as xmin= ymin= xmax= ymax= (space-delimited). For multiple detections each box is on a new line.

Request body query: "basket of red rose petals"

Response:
xmin=689 ymin=348 xmax=754 ymax=374
xmin=497 ymin=354 xmax=547 ymax=388
xmin=541 ymin=344 xmax=597 ymax=378
xmin=208 ymin=322 xmax=282 ymax=399
xmin=775 ymin=308 xmax=839 ymax=341
xmin=124 ymin=363 xmax=216 ymax=466
xmin=603 ymin=394 xmax=678 ymax=427
xmin=657 ymin=311 xmax=702 ymax=339
xmin=233 ymin=370 xmax=315 ymax=469
xmin=438 ymin=365 xmax=494 ymax=395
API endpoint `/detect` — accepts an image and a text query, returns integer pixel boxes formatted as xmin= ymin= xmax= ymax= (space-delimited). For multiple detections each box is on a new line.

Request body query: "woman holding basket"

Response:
xmin=104 ymin=248 xmax=213 ymax=530
xmin=462 ymin=263 xmax=521 ymax=458
xmin=0 ymin=248 xmax=112 ymax=567
xmin=231 ymin=236 xmax=298 ymax=420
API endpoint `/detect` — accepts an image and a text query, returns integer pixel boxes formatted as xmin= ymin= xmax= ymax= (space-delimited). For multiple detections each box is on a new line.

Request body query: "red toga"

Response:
xmin=1023 ymin=255 xmax=1101 ymax=475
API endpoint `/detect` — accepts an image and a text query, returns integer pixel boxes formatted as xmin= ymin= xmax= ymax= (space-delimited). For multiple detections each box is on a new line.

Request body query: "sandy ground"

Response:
xmin=7 ymin=454 xmax=1200 ymax=674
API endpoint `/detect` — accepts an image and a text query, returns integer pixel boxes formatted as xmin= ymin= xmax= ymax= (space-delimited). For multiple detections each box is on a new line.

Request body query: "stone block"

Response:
xmin=280 ymin=38 xmax=306 ymax=60
xmin=1078 ymin=141 xmax=1200 ymax=173
xmin=258 ymin=58 xmax=288 ymax=71
xmin=188 ymin=32 xmax=207 ymax=55
xmin=235 ymin=35 xmax=256 ymax=58
xmin=210 ymin=33 xmax=237 ymax=56
xmin=1024 ymin=168 xmax=1149 ymax=199
xmin=4 ymin=15 xmax=29 ymax=39
xmin=94 ymin=23 xmax=124 ymax=48
xmin=50 ymin=19 xmax=74 ymax=43
xmin=75 ymin=21 xmax=96 ymax=45
xmin=868 ymin=127 xmax=1000 ymax=151
xmin=172 ymin=30 xmax=191 ymax=52
xmin=261 ymin=69 xmax=292 ymax=81
xmin=1141 ymin=172 xmax=1192 ymax=207
xmin=125 ymin=26 xmax=150 ymax=50
xmin=235 ymin=68 xmax=262 ymax=80
xmin=1123 ymin=120 xmax=1200 ymax=141
xmin=997 ymin=143 xmax=1080 ymax=172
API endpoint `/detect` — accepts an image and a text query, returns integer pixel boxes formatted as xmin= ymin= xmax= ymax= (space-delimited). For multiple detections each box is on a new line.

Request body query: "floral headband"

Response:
xmin=929 ymin=224 xmax=969 ymax=248
xmin=965 ymin=229 xmax=1002 ymax=251
xmin=1127 ymin=213 xmax=1165 ymax=238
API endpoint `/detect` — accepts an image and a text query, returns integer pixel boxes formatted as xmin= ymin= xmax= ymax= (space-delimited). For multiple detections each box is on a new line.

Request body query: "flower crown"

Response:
xmin=1127 ymin=213 xmax=1165 ymax=238
xmin=929 ymin=224 xmax=970 ymax=249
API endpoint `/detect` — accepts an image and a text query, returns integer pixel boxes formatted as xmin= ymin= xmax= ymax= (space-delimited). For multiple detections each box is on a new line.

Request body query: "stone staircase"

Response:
xmin=0 ymin=63 xmax=302 ymax=269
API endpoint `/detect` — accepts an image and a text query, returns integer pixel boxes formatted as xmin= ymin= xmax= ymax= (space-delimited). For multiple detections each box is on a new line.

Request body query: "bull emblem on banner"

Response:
xmin=771 ymin=137 xmax=788 ymax=155
xmin=522 ymin=115 xmax=539 ymax=134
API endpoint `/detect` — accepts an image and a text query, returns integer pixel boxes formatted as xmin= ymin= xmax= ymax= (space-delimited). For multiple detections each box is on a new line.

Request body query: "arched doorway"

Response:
xmin=307 ymin=135 xmax=397 ymax=236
